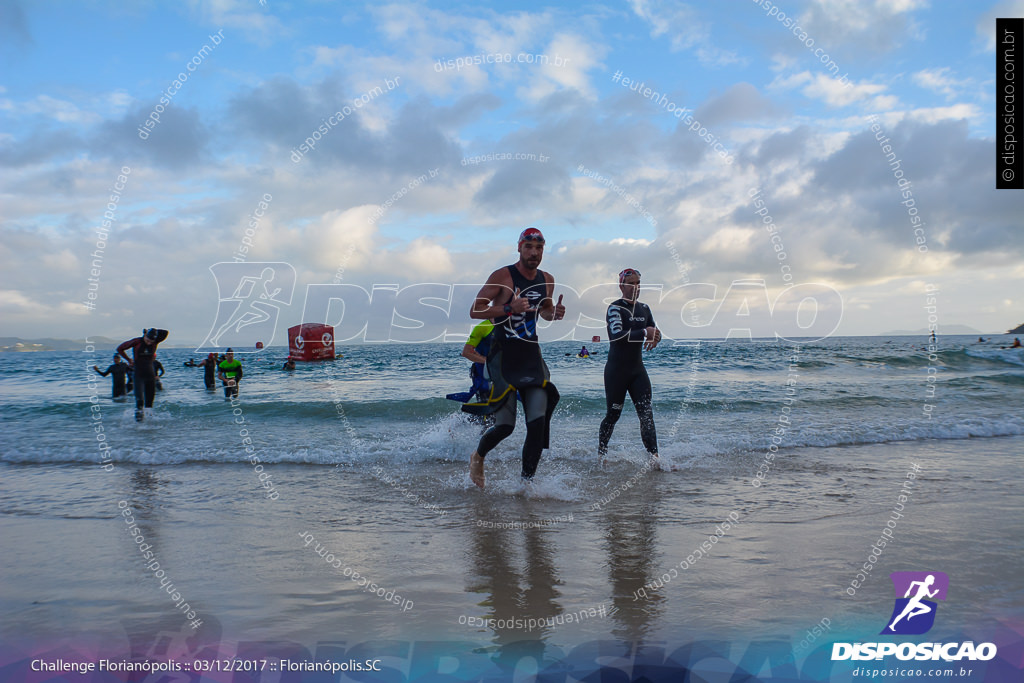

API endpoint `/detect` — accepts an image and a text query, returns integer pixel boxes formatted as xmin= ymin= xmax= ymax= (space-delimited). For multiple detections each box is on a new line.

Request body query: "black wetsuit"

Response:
xmin=95 ymin=363 xmax=130 ymax=398
xmin=200 ymin=358 xmax=217 ymax=388
xmin=153 ymin=360 xmax=164 ymax=391
xmin=117 ymin=330 xmax=168 ymax=410
xmin=475 ymin=265 xmax=559 ymax=479
xmin=599 ymin=299 xmax=658 ymax=456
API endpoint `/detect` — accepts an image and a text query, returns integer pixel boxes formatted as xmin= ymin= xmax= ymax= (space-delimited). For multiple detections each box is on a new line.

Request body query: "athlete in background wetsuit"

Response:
xmin=198 ymin=353 xmax=218 ymax=389
xmin=461 ymin=320 xmax=496 ymax=428
xmin=462 ymin=319 xmax=495 ymax=403
xmin=467 ymin=227 xmax=565 ymax=488
xmin=599 ymin=268 xmax=661 ymax=463
xmin=93 ymin=354 xmax=130 ymax=399
xmin=117 ymin=328 xmax=169 ymax=420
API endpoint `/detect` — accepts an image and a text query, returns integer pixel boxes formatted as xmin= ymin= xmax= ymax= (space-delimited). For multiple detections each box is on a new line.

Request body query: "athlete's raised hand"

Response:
xmin=507 ymin=287 xmax=532 ymax=314
xmin=644 ymin=326 xmax=661 ymax=351
xmin=553 ymin=294 xmax=566 ymax=321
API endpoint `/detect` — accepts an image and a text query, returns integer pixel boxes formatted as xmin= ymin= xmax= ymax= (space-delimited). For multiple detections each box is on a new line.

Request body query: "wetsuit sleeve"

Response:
xmin=236 ymin=365 xmax=243 ymax=380
xmin=97 ymin=365 xmax=113 ymax=377
xmin=116 ymin=338 xmax=138 ymax=362
xmin=154 ymin=361 xmax=164 ymax=376
xmin=625 ymin=304 xmax=656 ymax=341
xmin=627 ymin=308 xmax=646 ymax=342
xmin=607 ymin=303 xmax=625 ymax=342
xmin=466 ymin=320 xmax=494 ymax=348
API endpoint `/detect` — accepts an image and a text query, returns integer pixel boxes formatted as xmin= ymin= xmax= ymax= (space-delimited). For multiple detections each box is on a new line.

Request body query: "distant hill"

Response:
xmin=0 ymin=336 xmax=123 ymax=352
xmin=0 ymin=336 xmax=201 ymax=352
xmin=880 ymin=324 xmax=985 ymax=336
xmin=1008 ymin=322 xmax=1024 ymax=334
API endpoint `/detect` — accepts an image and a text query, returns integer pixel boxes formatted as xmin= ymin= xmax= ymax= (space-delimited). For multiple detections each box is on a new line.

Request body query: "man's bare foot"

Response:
xmin=470 ymin=452 xmax=485 ymax=488
xmin=651 ymin=453 xmax=662 ymax=471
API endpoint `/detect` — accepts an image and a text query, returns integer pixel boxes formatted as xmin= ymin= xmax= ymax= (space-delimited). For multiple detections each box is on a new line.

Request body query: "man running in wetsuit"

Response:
xmin=467 ymin=227 xmax=565 ymax=488
xmin=198 ymin=353 xmax=218 ymax=389
xmin=218 ymin=348 xmax=243 ymax=399
xmin=599 ymin=268 xmax=661 ymax=464
xmin=93 ymin=354 xmax=130 ymax=399
xmin=117 ymin=328 xmax=169 ymax=420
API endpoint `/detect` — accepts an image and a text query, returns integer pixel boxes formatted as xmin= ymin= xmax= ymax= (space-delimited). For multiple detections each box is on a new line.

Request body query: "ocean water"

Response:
xmin=1 ymin=335 xmax=1022 ymax=681
xmin=0 ymin=335 xmax=1021 ymax=472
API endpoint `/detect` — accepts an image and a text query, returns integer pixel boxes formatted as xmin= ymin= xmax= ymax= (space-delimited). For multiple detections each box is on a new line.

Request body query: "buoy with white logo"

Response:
xmin=288 ymin=323 xmax=336 ymax=361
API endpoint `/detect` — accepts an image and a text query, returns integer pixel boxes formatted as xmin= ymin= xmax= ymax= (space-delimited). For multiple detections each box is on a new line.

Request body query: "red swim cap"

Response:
xmin=518 ymin=227 xmax=545 ymax=245
xmin=618 ymin=268 xmax=641 ymax=282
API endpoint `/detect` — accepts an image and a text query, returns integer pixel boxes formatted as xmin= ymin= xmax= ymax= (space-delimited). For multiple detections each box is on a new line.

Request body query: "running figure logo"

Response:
xmin=881 ymin=571 xmax=949 ymax=635
xmin=198 ymin=262 xmax=296 ymax=352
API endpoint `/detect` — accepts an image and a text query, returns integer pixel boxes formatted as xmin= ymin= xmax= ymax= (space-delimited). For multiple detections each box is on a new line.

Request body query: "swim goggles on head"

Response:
xmin=618 ymin=268 xmax=641 ymax=282
xmin=518 ymin=227 xmax=546 ymax=244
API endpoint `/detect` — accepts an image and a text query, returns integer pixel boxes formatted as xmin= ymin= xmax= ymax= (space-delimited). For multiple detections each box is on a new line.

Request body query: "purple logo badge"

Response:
xmin=881 ymin=571 xmax=949 ymax=635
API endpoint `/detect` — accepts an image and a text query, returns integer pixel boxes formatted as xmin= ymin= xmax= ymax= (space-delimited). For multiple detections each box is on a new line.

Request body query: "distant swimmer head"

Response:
xmin=517 ymin=227 xmax=545 ymax=267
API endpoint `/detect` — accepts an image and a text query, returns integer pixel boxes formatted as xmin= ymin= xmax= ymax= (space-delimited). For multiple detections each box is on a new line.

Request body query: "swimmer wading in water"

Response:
xmin=93 ymin=354 xmax=130 ymax=400
xmin=464 ymin=227 xmax=565 ymax=488
xmin=117 ymin=328 xmax=169 ymax=421
xmin=599 ymin=268 xmax=661 ymax=465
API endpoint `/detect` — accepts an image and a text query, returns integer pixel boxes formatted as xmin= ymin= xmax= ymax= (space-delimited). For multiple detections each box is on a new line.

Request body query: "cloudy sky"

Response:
xmin=1 ymin=0 xmax=1021 ymax=345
